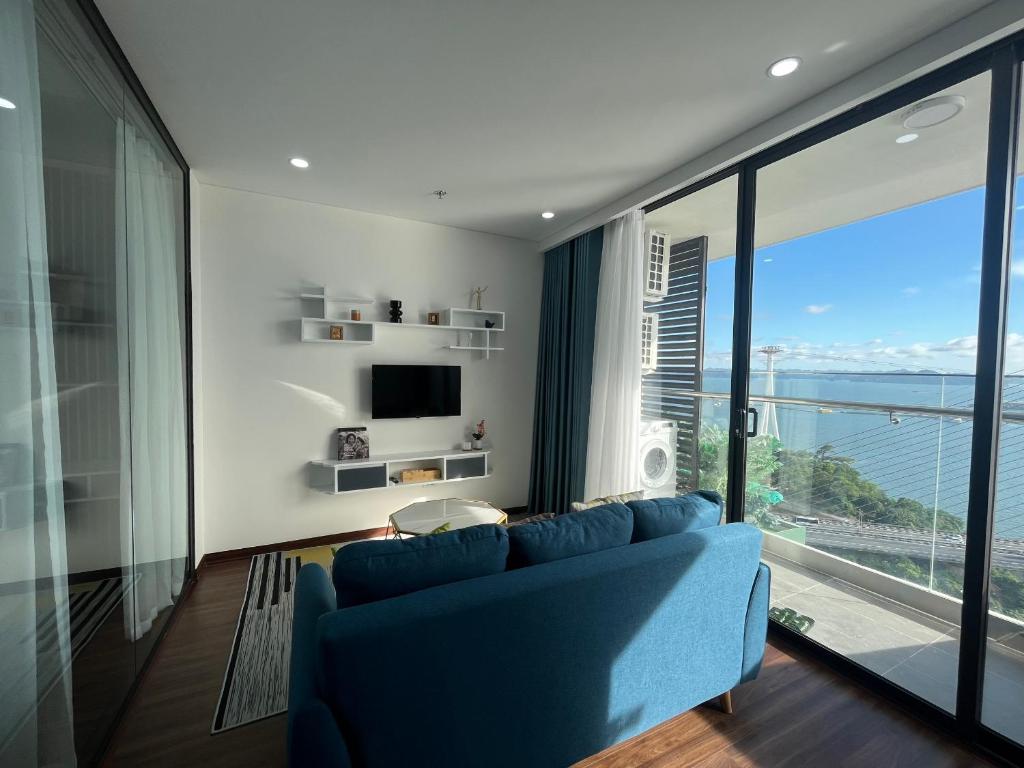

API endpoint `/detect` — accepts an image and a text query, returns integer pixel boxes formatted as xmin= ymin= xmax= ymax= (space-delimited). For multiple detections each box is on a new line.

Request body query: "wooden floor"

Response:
xmin=103 ymin=559 xmax=998 ymax=768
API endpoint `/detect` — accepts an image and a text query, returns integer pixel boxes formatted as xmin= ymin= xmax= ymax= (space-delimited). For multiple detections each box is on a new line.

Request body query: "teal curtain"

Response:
xmin=528 ymin=228 xmax=603 ymax=515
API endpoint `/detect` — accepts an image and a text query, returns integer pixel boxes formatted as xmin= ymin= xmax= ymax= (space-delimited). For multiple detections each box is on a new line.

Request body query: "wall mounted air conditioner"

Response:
xmin=644 ymin=229 xmax=670 ymax=301
xmin=641 ymin=312 xmax=658 ymax=374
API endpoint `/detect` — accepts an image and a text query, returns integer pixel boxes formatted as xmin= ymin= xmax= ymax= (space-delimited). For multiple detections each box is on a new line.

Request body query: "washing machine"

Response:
xmin=639 ymin=419 xmax=678 ymax=499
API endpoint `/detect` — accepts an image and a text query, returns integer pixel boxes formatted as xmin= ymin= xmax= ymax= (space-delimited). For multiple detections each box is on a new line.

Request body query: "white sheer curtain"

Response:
xmin=116 ymin=119 xmax=187 ymax=641
xmin=0 ymin=0 xmax=77 ymax=764
xmin=584 ymin=210 xmax=644 ymax=499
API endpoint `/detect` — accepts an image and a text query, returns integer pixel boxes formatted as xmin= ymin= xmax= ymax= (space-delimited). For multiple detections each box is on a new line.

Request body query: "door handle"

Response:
xmin=747 ymin=406 xmax=759 ymax=438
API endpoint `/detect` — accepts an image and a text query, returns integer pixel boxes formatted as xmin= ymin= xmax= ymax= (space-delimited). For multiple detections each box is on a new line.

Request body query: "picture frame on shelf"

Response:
xmin=337 ymin=427 xmax=370 ymax=460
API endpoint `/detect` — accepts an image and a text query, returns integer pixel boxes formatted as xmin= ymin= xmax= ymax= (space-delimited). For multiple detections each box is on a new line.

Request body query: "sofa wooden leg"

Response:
xmin=719 ymin=690 xmax=733 ymax=714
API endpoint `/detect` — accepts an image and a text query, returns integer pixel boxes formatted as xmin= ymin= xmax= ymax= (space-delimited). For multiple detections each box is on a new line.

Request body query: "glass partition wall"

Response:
xmin=644 ymin=41 xmax=1023 ymax=764
xmin=0 ymin=1 xmax=191 ymax=766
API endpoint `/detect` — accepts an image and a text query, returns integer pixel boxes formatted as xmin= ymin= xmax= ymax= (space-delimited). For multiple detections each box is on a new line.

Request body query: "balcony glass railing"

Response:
xmin=678 ymin=387 xmax=1024 ymax=609
xmin=649 ymin=378 xmax=1024 ymax=730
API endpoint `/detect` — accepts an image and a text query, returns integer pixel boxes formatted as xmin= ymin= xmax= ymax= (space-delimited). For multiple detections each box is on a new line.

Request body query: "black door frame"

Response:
xmin=645 ymin=30 xmax=1024 ymax=768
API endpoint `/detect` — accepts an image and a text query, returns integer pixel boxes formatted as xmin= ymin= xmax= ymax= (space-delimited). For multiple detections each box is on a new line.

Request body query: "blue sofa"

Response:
xmin=289 ymin=504 xmax=769 ymax=768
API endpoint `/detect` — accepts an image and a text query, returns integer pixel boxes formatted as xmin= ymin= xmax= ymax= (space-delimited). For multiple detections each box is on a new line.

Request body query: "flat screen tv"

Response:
xmin=371 ymin=364 xmax=461 ymax=419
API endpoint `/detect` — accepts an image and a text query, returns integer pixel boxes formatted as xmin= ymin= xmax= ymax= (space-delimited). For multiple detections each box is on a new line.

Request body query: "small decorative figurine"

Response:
xmin=471 ymin=419 xmax=486 ymax=450
xmin=329 ymin=325 xmax=344 ymax=341
xmin=427 ymin=311 xmax=440 ymax=325
xmin=389 ymin=299 xmax=403 ymax=323
xmin=484 ymin=319 xmax=495 ymax=329
xmin=470 ymin=286 xmax=488 ymax=310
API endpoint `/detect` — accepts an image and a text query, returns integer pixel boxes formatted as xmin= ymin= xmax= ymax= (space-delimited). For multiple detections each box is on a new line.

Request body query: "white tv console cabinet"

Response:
xmin=309 ymin=448 xmax=491 ymax=495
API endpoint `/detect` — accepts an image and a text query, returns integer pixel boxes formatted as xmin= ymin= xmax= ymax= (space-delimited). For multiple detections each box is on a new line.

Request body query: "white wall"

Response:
xmin=197 ymin=185 xmax=542 ymax=554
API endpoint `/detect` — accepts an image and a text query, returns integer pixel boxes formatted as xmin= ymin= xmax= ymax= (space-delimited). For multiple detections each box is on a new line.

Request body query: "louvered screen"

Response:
xmin=641 ymin=236 xmax=708 ymax=492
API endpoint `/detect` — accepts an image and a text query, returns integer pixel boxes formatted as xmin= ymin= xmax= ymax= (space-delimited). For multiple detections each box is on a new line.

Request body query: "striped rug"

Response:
xmin=212 ymin=552 xmax=300 ymax=733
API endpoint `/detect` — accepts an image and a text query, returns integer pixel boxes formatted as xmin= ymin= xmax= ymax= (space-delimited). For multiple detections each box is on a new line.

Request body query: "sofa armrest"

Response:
xmin=288 ymin=563 xmax=351 ymax=768
xmin=740 ymin=562 xmax=771 ymax=683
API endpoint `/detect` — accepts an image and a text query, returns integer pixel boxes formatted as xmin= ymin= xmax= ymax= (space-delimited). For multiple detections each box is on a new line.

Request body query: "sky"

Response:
xmin=701 ymin=177 xmax=1024 ymax=375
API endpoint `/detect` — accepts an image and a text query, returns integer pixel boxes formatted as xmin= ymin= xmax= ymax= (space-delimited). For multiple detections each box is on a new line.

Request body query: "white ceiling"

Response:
xmin=97 ymin=0 xmax=993 ymax=243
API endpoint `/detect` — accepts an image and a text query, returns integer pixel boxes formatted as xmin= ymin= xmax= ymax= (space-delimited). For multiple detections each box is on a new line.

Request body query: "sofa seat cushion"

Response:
xmin=507 ymin=502 xmax=633 ymax=569
xmin=332 ymin=524 xmax=509 ymax=608
xmin=626 ymin=491 xmax=723 ymax=543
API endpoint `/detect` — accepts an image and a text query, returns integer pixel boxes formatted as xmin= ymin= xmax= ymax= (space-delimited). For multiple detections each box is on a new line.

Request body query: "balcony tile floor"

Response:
xmin=763 ymin=552 xmax=1024 ymax=745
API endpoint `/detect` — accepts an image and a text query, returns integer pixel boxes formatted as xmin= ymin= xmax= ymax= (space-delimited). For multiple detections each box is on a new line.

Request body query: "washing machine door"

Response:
xmin=640 ymin=438 xmax=674 ymax=491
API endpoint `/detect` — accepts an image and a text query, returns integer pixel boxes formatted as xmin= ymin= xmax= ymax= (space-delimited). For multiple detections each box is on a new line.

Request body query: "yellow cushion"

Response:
xmin=569 ymin=490 xmax=644 ymax=513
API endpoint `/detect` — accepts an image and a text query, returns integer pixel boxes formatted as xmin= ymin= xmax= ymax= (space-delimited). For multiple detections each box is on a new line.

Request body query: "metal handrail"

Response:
xmin=643 ymin=386 xmax=1024 ymax=424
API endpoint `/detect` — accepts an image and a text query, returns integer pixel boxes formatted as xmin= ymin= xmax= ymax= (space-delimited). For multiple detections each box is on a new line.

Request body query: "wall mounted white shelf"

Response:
xmin=298 ymin=286 xmax=505 ymax=356
xmin=300 ymin=317 xmax=375 ymax=343
xmin=309 ymin=448 xmax=491 ymax=495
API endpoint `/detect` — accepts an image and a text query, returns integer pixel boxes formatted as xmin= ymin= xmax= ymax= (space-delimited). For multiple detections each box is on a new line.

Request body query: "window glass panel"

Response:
xmin=982 ymin=70 xmax=1024 ymax=747
xmin=643 ymin=176 xmax=737 ymax=505
xmin=749 ymin=71 xmax=992 ymax=713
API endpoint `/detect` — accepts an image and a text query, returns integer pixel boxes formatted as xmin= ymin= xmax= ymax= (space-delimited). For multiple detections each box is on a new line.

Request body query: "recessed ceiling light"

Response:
xmin=896 ymin=133 xmax=919 ymax=144
xmin=541 ymin=211 xmax=555 ymax=219
xmin=0 ymin=97 xmax=16 ymax=110
xmin=767 ymin=57 xmax=801 ymax=78
xmin=902 ymin=95 xmax=965 ymax=129
xmin=289 ymin=157 xmax=309 ymax=169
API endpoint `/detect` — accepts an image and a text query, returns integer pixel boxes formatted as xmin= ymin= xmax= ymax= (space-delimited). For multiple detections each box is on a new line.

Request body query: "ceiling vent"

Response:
xmin=901 ymin=95 xmax=966 ymax=130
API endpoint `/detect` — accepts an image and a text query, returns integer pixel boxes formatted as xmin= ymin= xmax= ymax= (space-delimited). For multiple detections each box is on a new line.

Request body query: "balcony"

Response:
xmin=646 ymin=381 xmax=1024 ymax=744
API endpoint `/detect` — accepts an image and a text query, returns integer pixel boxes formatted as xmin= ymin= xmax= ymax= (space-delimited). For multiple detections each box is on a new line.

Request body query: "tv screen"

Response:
xmin=371 ymin=364 xmax=461 ymax=419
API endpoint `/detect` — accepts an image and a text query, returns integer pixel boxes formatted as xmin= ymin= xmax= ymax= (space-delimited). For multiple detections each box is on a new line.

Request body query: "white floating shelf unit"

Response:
xmin=298 ymin=286 xmax=505 ymax=356
xmin=309 ymin=448 xmax=491 ymax=495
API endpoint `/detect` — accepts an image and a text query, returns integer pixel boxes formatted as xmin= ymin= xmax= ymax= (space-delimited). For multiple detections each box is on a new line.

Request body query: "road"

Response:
xmin=793 ymin=519 xmax=1024 ymax=570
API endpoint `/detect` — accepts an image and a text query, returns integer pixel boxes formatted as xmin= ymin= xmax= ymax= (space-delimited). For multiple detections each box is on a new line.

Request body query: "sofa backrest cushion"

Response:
xmin=626 ymin=491 xmax=723 ymax=542
xmin=332 ymin=524 xmax=509 ymax=608
xmin=506 ymin=502 xmax=633 ymax=569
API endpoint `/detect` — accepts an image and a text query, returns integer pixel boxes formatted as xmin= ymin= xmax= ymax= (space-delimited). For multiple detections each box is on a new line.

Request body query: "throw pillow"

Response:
xmin=506 ymin=512 xmax=556 ymax=527
xmin=626 ymin=490 xmax=723 ymax=543
xmin=507 ymin=502 xmax=633 ymax=569
xmin=332 ymin=524 xmax=509 ymax=608
xmin=569 ymin=490 xmax=644 ymax=513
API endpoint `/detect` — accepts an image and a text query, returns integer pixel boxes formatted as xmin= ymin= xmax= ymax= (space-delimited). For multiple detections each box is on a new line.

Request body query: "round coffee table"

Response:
xmin=388 ymin=498 xmax=507 ymax=537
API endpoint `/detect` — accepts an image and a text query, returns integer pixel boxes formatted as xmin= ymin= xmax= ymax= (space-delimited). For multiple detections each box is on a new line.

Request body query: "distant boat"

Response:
xmin=817 ymin=407 xmax=833 ymax=414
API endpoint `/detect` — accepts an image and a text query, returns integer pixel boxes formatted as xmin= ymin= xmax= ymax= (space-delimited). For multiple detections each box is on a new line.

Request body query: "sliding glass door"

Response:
xmin=983 ymin=67 xmax=1024 ymax=744
xmin=743 ymin=70 xmax=992 ymax=712
xmin=644 ymin=37 xmax=1023 ymax=763
xmin=0 ymin=1 xmax=190 ymax=765
xmin=642 ymin=176 xmax=738 ymax=502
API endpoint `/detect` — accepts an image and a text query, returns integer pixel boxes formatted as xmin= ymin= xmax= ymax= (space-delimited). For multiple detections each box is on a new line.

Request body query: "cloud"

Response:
xmin=805 ymin=304 xmax=832 ymax=315
xmin=1012 ymin=260 xmax=1024 ymax=278
xmin=746 ymin=335 xmax=986 ymax=374
xmin=901 ymin=286 xmax=920 ymax=296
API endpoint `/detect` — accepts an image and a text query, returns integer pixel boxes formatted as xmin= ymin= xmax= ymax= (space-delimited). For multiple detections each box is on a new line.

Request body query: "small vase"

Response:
xmin=472 ymin=439 xmax=482 ymax=450
xmin=389 ymin=299 xmax=403 ymax=323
